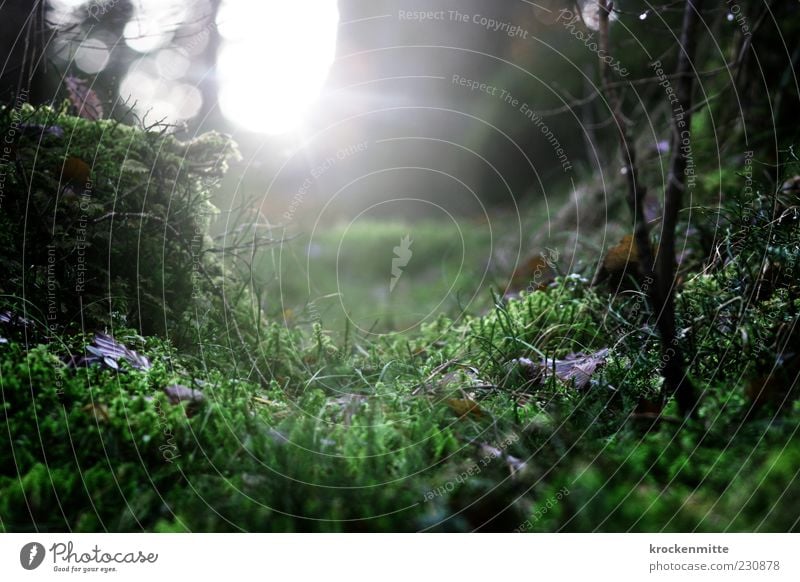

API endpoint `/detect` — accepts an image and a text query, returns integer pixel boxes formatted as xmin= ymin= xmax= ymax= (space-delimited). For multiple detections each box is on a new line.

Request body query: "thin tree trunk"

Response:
xmin=597 ymin=0 xmax=702 ymax=417
xmin=655 ymin=0 xmax=704 ymax=416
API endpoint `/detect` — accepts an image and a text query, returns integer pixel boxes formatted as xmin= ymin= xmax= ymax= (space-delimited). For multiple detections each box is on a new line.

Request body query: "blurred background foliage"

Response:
xmin=4 ymin=1 xmax=796 ymax=213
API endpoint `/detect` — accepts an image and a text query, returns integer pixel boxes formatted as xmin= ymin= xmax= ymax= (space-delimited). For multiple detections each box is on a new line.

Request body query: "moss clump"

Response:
xmin=0 ymin=104 xmax=238 ymax=338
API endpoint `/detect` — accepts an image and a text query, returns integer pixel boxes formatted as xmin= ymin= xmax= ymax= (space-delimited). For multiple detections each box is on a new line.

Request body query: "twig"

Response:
xmin=537 ymin=60 xmax=743 ymax=117
xmin=92 ymin=211 xmax=181 ymax=237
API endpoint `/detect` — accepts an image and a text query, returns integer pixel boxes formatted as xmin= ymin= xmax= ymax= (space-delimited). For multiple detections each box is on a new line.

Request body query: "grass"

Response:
xmin=256 ymin=219 xmax=498 ymax=334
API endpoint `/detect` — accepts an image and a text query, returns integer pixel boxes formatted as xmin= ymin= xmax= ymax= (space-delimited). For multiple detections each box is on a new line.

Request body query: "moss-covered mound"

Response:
xmin=0 ymin=104 xmax=238 ymax=337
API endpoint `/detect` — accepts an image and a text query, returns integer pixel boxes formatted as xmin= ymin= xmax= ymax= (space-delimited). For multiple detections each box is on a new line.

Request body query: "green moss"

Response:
xmin=0 ymin=104 xmax=238 ymax=339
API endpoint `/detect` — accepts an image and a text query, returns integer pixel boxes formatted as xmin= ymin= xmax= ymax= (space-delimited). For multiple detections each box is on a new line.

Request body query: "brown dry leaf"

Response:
xmin=519 ymin=348 xmax=610 ymax=390
xmin=252 ymin=396 xmax=280 ymax=407
xmin=508 ymin=254 xmax=555 ymax=293
xmin=593 ymin=235 xmax=655 ymax=286
xmin=546 ymin=348 xmax=610 ymax=389
xmin=82 ymin=402 xmax=109 ymax=423
xmin=60 ymin=156 xmax=92 ymax=186
xmin=604 ymin=234 xmax=640 ymax=272
xmin=447 ymin=398 xmax=484 ymax=419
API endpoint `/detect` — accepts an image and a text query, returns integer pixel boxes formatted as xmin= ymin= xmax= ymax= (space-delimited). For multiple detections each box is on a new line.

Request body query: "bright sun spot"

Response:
xmin=216 ymin=1 xmax=339 ymax=135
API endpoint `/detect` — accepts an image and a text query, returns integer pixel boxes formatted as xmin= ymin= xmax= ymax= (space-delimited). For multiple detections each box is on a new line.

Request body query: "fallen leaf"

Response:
xmin=163 ymin=384 xmax=204 ymax=405
xmin=447 ymin=398 xmax=484 ymax=418
xmin=82 ymin=402 xmax=110 ymax=423
xmin=606 ymin=234 xmax=639 ymax=268
xmin=517 ymin=348 xmax=610 ymax=390
xmin=80 ymin=334 xmax=151 ymax=371
xmin=252 ymin=396 xmax=280 ymax=407
xmin=592 ymin=235 xmax=652 ymax=286
xmin=60 ymin=156 xmax=92 ymax=186
xmin=548 ymin=348 xmax=610 ymax=389
xmin=64 ymin=76 xmax=103 ymax=120
xmin=507 ymin=252 xmax=556 ymax=294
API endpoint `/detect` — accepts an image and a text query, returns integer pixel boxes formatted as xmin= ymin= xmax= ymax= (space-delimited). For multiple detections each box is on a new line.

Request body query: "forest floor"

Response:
xmin=1 ymin=103 xmax=797 ymax=532
xmin=3 ymin=213 xmax=798 ymax=532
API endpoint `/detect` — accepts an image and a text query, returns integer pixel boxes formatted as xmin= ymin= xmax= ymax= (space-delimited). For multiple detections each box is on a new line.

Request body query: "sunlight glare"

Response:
xmin=216 ymin=1 xmax=339 ymax=135
xmin=123 ymin=0 xmax=187 ymax=53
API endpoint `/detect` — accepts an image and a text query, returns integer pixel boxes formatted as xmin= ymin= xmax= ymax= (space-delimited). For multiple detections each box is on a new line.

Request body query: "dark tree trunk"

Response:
xmin=0 ymin=0 xmax=50 ymax=103
xmin=656 ymin=0 xmax=704 ymax=416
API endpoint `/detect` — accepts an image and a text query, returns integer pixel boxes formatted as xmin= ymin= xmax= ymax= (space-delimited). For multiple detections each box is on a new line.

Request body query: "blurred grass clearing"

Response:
xmin=258 ymin=219 xmax=499 ymax=334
